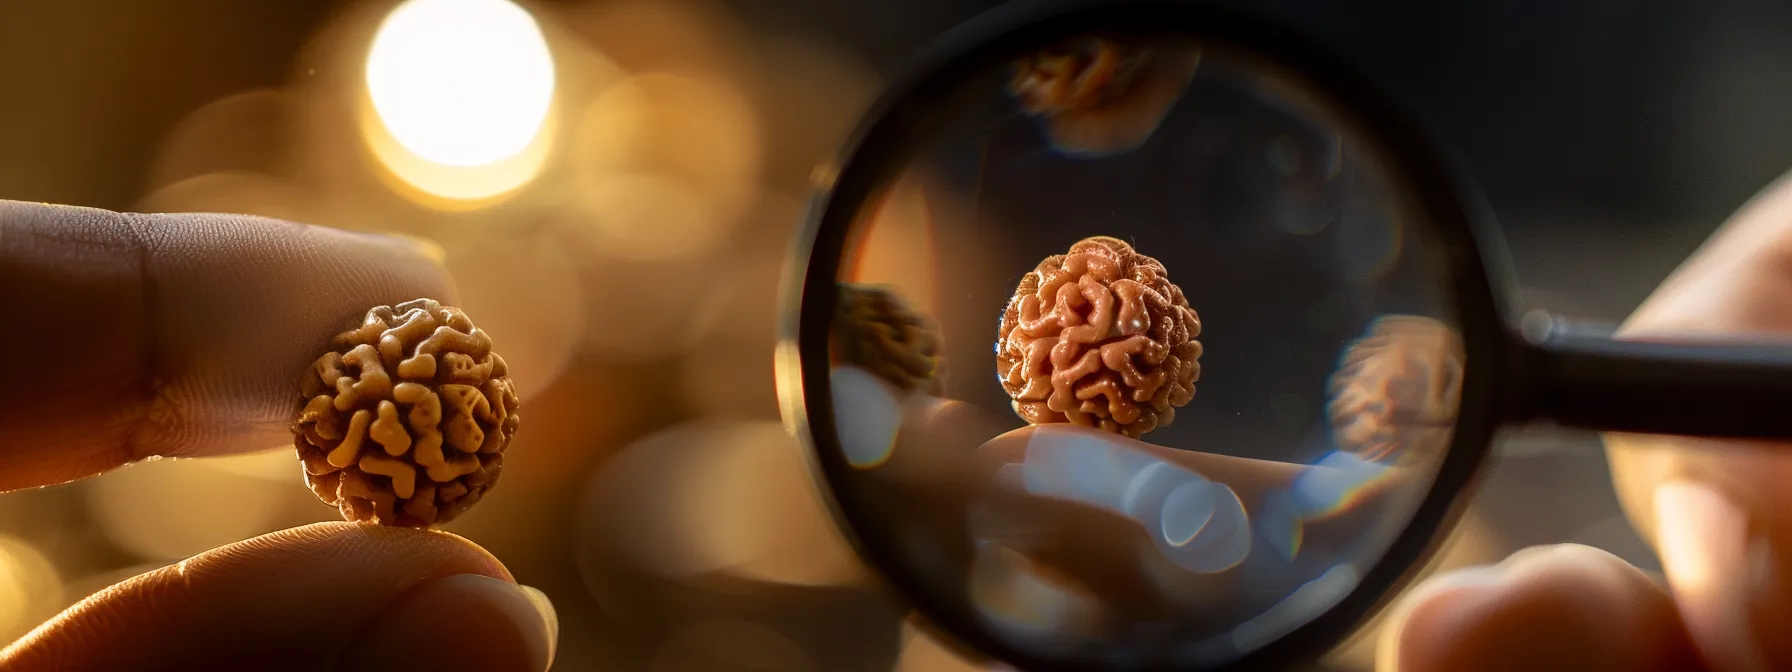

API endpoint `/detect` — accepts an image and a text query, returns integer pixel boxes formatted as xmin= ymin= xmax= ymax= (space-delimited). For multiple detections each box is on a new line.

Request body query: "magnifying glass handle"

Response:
xmin=1513 ymin=312 xmax=1792 ymax=439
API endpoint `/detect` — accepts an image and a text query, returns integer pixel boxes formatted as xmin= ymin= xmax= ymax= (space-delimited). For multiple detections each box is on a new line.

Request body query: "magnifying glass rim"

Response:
xmin=777 ymin=0 xmax=1515 ymax=669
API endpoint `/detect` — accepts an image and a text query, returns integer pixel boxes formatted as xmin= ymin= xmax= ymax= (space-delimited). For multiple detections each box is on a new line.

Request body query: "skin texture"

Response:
xmin=0 ymin=201 xmax=458 ymax=487
xmin=2 ymin=524 xmax=547 ymax=671
xmin=1379 ymin=171 xmax=1792 ymax=672
xmin=0 ymin=201 xmax=554 ymax=671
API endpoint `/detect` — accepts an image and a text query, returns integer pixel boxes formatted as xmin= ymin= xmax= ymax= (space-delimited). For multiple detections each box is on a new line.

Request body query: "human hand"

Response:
xmin=0 ymin=201 xmax=557 ymax=671
xmin=831 ymin=369 xmax=1422 ymax=644
xmin=1374 ymin=174 xmax=1792 ymax=672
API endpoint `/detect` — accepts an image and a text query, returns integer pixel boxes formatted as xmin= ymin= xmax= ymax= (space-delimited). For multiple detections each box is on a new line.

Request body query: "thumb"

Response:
xmin=0 ymin=523 xmax=558 ymax=672
xmin=1376 ymin=544 xmax=1698 ymax=672
xmin=1606 ymin=433 xmax=1792 ymax=672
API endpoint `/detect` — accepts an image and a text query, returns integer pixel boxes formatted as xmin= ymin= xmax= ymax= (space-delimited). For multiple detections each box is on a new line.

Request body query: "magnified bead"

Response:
xmin=997 ymin=237 xmax=1202 ymax=439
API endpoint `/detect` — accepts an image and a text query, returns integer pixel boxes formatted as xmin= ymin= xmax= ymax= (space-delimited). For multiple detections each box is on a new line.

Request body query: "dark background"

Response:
xmin=6 ymin=0 xmax=1788 ymax=669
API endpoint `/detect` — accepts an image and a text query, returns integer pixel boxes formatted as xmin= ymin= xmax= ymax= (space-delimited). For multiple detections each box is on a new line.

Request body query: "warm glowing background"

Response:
xmin=3 ymin=0 xmax=1786 ymax=669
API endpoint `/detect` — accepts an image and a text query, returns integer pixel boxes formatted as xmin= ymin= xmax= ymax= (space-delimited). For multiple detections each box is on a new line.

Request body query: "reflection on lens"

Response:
xmin=1327 ymin=315 xmax=1464 ymax=465
xmin=1255 ymin=488 xmax=1305 ymax=560
xmin=1287 ymin=451 xmax=1399 ymax=520
xmin=1225 ymin=563 xmax=1357 ymax=654
xmin=1010 ymin=37 xmax=1202 ymax=157
xmin=805 ymin=22 xmax=1462 ymax=671
xmin=968 ymin=543 xmax=1106 ymax=644
xmin=831 ymin=366 xmax=906 ymax=469
xmin=834 ymin=284 xmax=946 ymax=394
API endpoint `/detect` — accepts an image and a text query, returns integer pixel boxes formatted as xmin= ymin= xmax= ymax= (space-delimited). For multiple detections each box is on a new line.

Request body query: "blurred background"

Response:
xmin=3 ymin=0 xmax=1791 ymax=669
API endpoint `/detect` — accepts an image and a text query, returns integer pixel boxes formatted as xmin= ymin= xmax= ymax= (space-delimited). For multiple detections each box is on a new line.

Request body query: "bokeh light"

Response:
xmin=678 ymin=199 xmax=800 ymax=418
xmin=567 ymin=173 xmax=731 ymax=261
xmin=362 ymin=0 xmax=558 ymax=204
xmin=567 ymin=71 xmax=761 ymax=260
xmin=843 ymin=172 xmax=944 ymax=317
xmin=440 ymin=228 xmax=585 ymax=401
xmin=85 ymin=452 xmax=313 ymax=561
xmin=366 ymin=0 xmax=554 ymax=167
xmin=746 ymin=37 xmax=882 ymax=193
xmin=560 ymin=0 xmax=744 ymax=75
xmin=137 ymin=172 xmax=314 ymax=223
xmin=146 ymin=89 xmax=295 ymax=190
xmin=0 ymin=535 xmax=62 ymax=644
xmin=581 ymin=421 xmax=865 ymax=588
xmin=58 ymin=562 xmax=168 ymax=611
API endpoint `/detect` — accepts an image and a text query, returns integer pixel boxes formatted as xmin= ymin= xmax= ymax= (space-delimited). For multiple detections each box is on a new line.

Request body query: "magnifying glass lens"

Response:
xmin=811 ymin=29 xmax=1470 ymax=670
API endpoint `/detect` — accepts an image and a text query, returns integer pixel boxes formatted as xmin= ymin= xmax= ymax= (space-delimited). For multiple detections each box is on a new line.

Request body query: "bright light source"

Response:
xmin=366 ymin=0 xmax=556 ymax=168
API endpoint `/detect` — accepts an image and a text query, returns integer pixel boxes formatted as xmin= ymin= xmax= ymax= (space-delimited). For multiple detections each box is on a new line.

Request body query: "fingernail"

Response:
xmin=1655 ymin=480 xmax=1768 ymax=672
xmin=339 ymin=574 xmax=558 ymax=672
xmin=518 ymin=585 xmax=560 ymax=670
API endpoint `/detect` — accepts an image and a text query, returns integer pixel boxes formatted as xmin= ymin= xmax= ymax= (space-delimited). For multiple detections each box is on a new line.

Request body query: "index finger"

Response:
xmin=0 ymin=200 xmax=457 ymax=491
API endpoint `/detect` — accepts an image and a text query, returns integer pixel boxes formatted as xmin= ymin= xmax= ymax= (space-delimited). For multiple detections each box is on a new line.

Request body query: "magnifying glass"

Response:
xmin=776 ymin=1 xmax=1792 ymax=670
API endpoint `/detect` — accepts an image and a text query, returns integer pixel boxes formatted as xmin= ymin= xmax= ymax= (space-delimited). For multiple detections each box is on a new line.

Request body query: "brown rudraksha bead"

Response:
xmin=1009 ymin=36 xmax=1149 ymax=116
xmin=832 ymin=284 xmax=946 ymax=394
xmin=292 ymin=298 xmax=520 ymax=527
xmin=997 ymin=237 xmax=1202 ymax=439
xmin=1327 ymin=315 xmax=1463 ymax=464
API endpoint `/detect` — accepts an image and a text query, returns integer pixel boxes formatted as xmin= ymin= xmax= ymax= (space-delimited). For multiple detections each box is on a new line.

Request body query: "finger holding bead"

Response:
xmin=0 ymin=202 xmax=461 ymax=488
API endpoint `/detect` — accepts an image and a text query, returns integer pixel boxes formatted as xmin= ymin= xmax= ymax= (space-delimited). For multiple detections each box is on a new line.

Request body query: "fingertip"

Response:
xmin=1 ymin=522 xmax=517 ymax=669
xmin=129 ymin=213 xmax=462 ymax=459
xmin=1375 ymin=565 xmax=1506 ymax=671
xmin=262 ymin=521 xmax=513 ymax=582
xmin=1380 ymin=544 xmax=1698 ymax=672
xmin=326 ymin=225 xmax=460 ymax=307
xmin=0 ymin=204 xmax=471 ymax=489
xmin=336 ymin=574 xmax=557 ymax=672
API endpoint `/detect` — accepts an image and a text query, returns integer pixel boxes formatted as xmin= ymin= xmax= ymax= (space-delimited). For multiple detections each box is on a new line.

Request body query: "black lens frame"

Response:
xmin=771 ymin=0 xmax=1705 ymax=670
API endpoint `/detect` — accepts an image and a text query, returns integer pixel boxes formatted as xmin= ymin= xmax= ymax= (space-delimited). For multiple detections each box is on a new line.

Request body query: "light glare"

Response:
xmin=366 ymin=0 xmax=556 ymax=168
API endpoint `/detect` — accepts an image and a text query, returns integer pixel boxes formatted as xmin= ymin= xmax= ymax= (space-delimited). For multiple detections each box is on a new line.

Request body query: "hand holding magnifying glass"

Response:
xmin=1382 ymin=173 xmax=1792 ymax=672
xmin=785 ymin=2 xmax=1792 ymax=670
